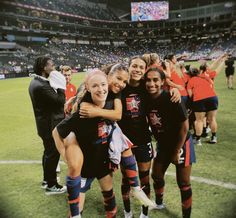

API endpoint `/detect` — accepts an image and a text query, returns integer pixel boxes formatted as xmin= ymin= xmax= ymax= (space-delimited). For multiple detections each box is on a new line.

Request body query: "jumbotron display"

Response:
xmin=131 ymin=1 xmax=169 ymax=21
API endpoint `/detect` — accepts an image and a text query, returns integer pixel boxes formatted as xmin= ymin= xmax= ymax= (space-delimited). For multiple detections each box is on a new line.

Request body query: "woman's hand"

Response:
xmin=170 ymin=88 xmax=181 ymax=103
xmin=79 ymin=102 xmax=99 ymax=118
xmin=64 ymin=96 xmax=76 ymax=114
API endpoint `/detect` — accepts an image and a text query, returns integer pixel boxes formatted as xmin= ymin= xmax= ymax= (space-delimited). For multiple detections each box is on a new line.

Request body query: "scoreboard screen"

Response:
xmin=131 ymin=1 xmax=169 ymax=21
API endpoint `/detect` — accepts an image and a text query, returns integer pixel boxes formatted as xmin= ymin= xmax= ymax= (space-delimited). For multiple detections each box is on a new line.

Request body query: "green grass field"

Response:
xmin=0 ymin=66 xmax=236 ymax=218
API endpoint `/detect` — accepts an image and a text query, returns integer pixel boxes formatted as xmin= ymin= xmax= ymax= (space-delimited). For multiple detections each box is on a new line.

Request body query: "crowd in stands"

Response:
xmin=13 ymin=0 xmax=119 ymax=21
xmin=0 ymin=35 xmax=235 ymax=74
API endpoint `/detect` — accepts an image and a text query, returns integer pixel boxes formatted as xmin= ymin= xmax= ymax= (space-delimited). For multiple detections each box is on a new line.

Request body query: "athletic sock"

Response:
xmin=66 ymin=175 xmax=81 ymax=217
xmin=179 ymin=184 xmax=192 ymax=218
xmin=196 ymin=135 xmax=201 ymax=140
xmin=212 ymin=132 xmax=216 ymax=137
xmin=120 ymin=155 xmax=139 ymax=187
xmin=139 ymin=170 xmax=150 ymax=216
xmin=202 ymin=127 xmax=207 ymax=133
xmin=102 ymin=189 xmax=117 ymax=218
xmin=121 ymin=175 xmax=131 ymax=212
xmin=152 ymin=176 xmax=165 ymax=205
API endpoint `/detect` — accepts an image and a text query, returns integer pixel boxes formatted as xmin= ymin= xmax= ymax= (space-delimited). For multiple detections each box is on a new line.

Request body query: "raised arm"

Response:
xmin=164 ymin=60 xmax=185 ymax=92
xmin=209 ymin=54 xmax=227 ymax=71
xmin=213 ymin=56 xmax=228 ymax=75
xmin=79 ymin=98 xmax=122 ymax=121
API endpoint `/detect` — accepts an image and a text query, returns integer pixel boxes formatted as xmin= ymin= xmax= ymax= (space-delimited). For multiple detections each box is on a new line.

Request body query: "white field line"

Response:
xmin=0 ymin=160 xmax=236 ymax=190
xmin=166 ymin=172 xmax=236 ymax=190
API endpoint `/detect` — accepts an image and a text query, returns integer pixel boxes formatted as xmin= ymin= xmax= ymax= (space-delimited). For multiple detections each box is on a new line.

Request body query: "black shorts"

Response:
xmin=192 ymin=96 xmax=218 ymax=112
xmin=81 ymin=159 xmax=111 ymax=180
xmin=132 ymin=142 xmax=154 ymax=163
xmin=155 ymin=136 xmax=196 ymax=166
xmin=81 ymin=143 xmax=112 ymax=179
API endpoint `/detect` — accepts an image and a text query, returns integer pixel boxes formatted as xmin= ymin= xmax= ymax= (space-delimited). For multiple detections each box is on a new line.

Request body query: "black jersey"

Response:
xmin=118 ymin=81 xmax=151 ymax=145
xmin=56 ymin=93 xmax=115 ymax=178
xmin=146 ymin=91 xmax=188 ymax=151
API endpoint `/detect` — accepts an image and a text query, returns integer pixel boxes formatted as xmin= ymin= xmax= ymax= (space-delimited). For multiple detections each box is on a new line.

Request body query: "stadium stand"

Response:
xmin=0 ymin=0 xmax=235 ymax=74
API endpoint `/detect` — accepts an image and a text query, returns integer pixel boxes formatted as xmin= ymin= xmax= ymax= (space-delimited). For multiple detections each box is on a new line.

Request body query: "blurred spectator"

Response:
xmin=225 ymin=54 xmax=235 ymax=89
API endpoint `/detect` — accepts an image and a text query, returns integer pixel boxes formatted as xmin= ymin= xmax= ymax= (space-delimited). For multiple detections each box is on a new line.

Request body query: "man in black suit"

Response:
xmin=29 ymin=56 xmax=66 ymax=195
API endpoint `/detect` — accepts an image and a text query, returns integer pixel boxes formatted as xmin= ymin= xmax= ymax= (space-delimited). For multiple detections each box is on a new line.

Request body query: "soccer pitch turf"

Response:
xmin=0 ymin=67 xmax=235 ymax=218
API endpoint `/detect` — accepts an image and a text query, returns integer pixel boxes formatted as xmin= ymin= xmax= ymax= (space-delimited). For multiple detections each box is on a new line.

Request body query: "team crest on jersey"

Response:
xmin=98 ymin=121 xmax=111 ymax=144
xmin=149 ymin=110 xmax=163 ymax=132
xmin=126 ymin=94 xmax=141 ymax=117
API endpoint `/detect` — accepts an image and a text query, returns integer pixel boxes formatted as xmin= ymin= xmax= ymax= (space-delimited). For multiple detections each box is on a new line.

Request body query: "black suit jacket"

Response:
xmin=29 ymin=76 xmax=65 ymax=139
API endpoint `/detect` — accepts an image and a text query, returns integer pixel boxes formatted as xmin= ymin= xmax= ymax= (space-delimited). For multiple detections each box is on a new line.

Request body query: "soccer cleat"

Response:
xmin=45 ymin=183 xmax=67 ymax=195
xmin=41 ymin=181 xmax=48 ymax=189
xmin=124 ymin=210 xmax=133 ymax=218
xmin=195 ymin=139 xmax=202 ymax=146
xmin=139 ymin=212 xmax=149 ymax=218
xmin=68 ymin=215 xmax=81 ymax=218
xmin=149 ymin=203 xmax=166 ymax=211
xmin=206 ymin=127 xmax=211 ymax=134
xmin=131 ymin=187 xmax=156 ymax=208
xmin=201 ymin=131 xmax=209 ymax=138
xmin=155 ymin=203 xmax=166 ymax=210
xmin=209 ymin=136 xmax=217 ymax=144
xmin=71 ymin=215 xmax=81 ymax=218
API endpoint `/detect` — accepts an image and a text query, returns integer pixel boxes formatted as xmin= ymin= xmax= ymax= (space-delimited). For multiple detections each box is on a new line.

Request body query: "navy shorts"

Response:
xmin=181 ymin=96 xmax=190 ymax=109
xmin=192 ymin=96 xmax=218 ymax=112
xmin=80 ymin=177 xmax=95 ymax=193
xmin=155 ymin=136 xmax=196 ymax=166
xmin=132 ymin=142 xmax=154 ymax=163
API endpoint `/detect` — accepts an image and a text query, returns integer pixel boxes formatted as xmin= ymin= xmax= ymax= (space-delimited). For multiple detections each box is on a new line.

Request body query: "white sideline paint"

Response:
xmin=0 ymin=160 xmax=236 ymax=190
xmin=166 ymin=172 xmax=236 ymax=190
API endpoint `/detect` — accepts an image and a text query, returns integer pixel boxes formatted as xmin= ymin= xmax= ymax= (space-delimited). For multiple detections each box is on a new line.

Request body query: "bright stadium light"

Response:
xmin=224 ymin=2 xmax=234 ymax=8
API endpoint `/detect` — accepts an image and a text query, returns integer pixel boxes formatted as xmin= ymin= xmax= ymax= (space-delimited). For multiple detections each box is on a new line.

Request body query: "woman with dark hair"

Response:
xmin=145 ymin=67 xmax=195 ymax=218
xmin=117 ymin=56 xmax=154 ymax=218
xmin=53 ymin=64 xmax=155 ymax=218
xmin=29 ymin=56 xmax=66 ymax=194
xmin=117 ymin=56 xmax=180 ymax=218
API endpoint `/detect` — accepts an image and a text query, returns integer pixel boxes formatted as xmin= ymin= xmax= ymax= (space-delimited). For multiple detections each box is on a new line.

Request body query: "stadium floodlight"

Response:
xmin=176 ymin=13 xmax=181 ymax=18
xmin=224 ymin=2 xmax=234 ymax=8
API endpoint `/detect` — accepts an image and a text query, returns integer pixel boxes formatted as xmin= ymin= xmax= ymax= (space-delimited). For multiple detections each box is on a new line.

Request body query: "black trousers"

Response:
xmin=41 ymin=136 xmax=60 ymax=187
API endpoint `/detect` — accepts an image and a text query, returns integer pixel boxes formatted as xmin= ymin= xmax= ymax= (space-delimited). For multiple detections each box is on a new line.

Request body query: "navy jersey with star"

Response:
xmin=146 ymin=91 xmax=188 ymax=152
xmin=118 ymin=80 xmax=152 ymax=145
xmin=56 ymin=92 xmax=115 ymax=178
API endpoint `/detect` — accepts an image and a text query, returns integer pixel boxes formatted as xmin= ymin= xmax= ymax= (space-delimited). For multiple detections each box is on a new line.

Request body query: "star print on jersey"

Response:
xmin=149 ymin=110 xmax=163 ymax=133
xmin=126 ymin=94 xmax=141 ymax=118
xmin=96 ymin=121 xmax=113 ymax=144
